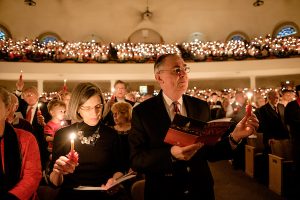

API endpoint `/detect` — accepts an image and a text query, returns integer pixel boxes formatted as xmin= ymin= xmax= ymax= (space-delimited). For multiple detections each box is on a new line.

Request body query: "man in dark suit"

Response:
xmin=256 ymin=90 xmax=290 ymax=154
xmin=15 ymin=78 xmax=51 ymax=172
xmin=129 ymin=53 xmax=259 ymax=200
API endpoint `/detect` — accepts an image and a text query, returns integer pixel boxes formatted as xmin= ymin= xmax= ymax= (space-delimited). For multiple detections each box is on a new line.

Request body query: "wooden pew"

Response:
xmin=245 ymin=133 xmax=264 ymax=178
xmin=268 ymin=139 xmax=293 ymax=196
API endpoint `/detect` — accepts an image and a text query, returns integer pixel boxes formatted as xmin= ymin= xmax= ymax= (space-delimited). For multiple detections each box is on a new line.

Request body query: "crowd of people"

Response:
xmin=0 ymin=53 xmax=299 ymax=200
xmin=0 ymin=34 xmax=299 ymax=63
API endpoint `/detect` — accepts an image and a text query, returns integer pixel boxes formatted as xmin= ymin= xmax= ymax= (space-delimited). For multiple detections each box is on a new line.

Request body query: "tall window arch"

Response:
xmin=0 ymin=24 xmax=12 ymax=39
xmin=273 ymin=22 xmax=299 ymax=38
xmin=226 ymin=31 xmax=249 ymax=42
xmin=128 ymin=28 xmax=164 ymax=44
xmin=37 ymin=32 xmax=62 ymax=43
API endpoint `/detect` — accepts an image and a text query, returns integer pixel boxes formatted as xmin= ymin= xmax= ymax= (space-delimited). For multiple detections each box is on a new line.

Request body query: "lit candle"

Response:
xmin=63 ymin=79 xmax=67 ymax=92
xmin=37 ymin=103 xmax=42 ymax=115
xmin=20 ymin=70 xmax=23 ymax=80
xmin=246 ymin=92 xmax=253 ymax=116
xmin=70 ymin=132 xmax=76 ymax=152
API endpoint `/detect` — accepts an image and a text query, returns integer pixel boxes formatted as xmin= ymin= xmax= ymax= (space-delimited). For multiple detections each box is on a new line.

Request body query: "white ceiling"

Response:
xmin=0 ymin=0 xmax=299 ymax=43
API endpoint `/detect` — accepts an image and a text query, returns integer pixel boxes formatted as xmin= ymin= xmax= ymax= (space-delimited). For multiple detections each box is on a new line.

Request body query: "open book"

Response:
xmin=73 ymin=171 xmax=136 ymax=191
xmin=164 ymin=114 xmax=233 ymax=147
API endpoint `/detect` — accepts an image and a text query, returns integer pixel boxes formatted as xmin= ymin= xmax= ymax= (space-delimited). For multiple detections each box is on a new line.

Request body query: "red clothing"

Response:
xmin=44 ymin=120 xmax=62 ymax=150
xmin=1 ymin=128 xmax=42 ymax=200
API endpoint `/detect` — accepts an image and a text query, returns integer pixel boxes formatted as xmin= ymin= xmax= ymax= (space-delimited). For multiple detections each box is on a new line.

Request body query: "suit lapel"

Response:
xmin=266 ymin=103 xmax=278 ymax=118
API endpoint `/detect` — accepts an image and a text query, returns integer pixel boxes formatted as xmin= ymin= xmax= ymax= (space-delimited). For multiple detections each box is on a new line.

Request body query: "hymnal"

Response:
xmin=73 ymin=171 xmax=136 ymax=191
xmin=164 ymin=114 xmax=232 ymax=147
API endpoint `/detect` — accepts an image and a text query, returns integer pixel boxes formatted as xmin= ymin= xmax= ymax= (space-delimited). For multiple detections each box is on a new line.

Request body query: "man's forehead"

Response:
xmin=115 ymin=83 xmax=125 ymax=88
xmin=164 ymin=55 xmax=185 ymax=66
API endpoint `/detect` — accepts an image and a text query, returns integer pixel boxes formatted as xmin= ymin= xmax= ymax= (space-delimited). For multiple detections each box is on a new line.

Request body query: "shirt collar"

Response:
xmin=162 ymin=92 xmax=183 ymax=107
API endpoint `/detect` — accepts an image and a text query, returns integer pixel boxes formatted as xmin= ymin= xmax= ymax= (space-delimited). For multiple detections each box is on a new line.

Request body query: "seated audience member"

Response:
xmin=6 ymin=93 xmax=34 ymax=133
xmin=0 ymin=86 xmax=42 ymax=200
xmin=44 ymin=99 xmax=67 ymax=153
xmin=49 ymin=82 xmax=130 ymax=200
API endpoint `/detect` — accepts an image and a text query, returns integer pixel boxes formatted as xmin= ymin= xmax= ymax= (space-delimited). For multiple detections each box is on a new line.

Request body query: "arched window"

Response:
xmin=273 ymin=22 xmax=299 ymax=38
xmin=226 ymin=31 xmax=249 ymax=42
xmin=37 ymin=32 xmax=62 ymax=43
xmin=0 ymin=24 xmax=12 ymax=39
xmin=128 ymin=28 xmax=163 ymax=44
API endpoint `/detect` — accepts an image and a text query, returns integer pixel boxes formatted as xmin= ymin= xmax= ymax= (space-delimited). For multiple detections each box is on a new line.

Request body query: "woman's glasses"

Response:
xmin=80 ymin=104 xmax=104 ymax=112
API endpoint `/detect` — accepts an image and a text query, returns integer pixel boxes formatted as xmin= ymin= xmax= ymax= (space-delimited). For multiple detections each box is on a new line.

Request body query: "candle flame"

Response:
xmin=246 ymin=92 xmax=253 ymax=100
xmin=70 ymin=132 xmax=76 ymax=140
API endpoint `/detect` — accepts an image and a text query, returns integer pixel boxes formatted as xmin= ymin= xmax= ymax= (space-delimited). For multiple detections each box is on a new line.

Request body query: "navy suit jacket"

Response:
xmin=129 ymin=91 xmax=234 ymax=200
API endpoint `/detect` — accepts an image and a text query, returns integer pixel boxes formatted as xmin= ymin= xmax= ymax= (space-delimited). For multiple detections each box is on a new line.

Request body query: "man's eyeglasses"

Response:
xmin=158 ymin=66 xmax=190 ymax=75
xmin=80 ymin=104 xmax=104 ymax=112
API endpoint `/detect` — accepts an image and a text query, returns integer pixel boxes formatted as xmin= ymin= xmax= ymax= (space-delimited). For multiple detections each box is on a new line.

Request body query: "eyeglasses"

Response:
xmin=23 ymin=93 xmax=36 ymax=98
xmin=80 ymin=104 xmax=104 ymax=112
xmin=158 ymin=66 xmax=190 ymax=75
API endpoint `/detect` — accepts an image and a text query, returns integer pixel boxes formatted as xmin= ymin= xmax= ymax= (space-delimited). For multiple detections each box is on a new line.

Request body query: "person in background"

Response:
xmin=15 ymin=77 xmax=51 ymax=172
xmin=6 ymin=93 xmax=34 ymax=133
xmin=103 ymin=80 xmax=135 ymax=126
xmin=60 ymin=91 xmax=72 ymax=125
xmin=284 ymin=85 xmax=300 ymax=197
xmin=280 ymin=89 xmax=295 ymax=107
xmin=129 ymin=54 xmax=259 ymax=200
xmin=44 ymin=99 xmax=67 ymax=154
xmin=225 ymin=91 xmax=249 ymax=170
xmin=48 ymin=82 xmax=129 ymax=200
xmin=208 ymin=92 xmax=223 ymax=120
xmin=111 ymin=101 xmax=133 ymax=173
xmin=256 ymin=90 xmax=290 ymax=154
xmin=111 ymin=101 xmax=140 ymax=198
xmin=125 ymin=92 xmax=136 ymax=104
xmin=254 ymin=95 xmax=266 ymax=109
xmin=0 ymin=86 xmax=42 ymax=200
xmin=215 ymin=97 xmax=230 ymax=119
xmin=226 ymin=91 xmax=247 ymax=123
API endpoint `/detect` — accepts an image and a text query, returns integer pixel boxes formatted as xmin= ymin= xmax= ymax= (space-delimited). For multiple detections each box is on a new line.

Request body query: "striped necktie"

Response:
xmin=172 ymin=101 xmax=180 ymax=114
